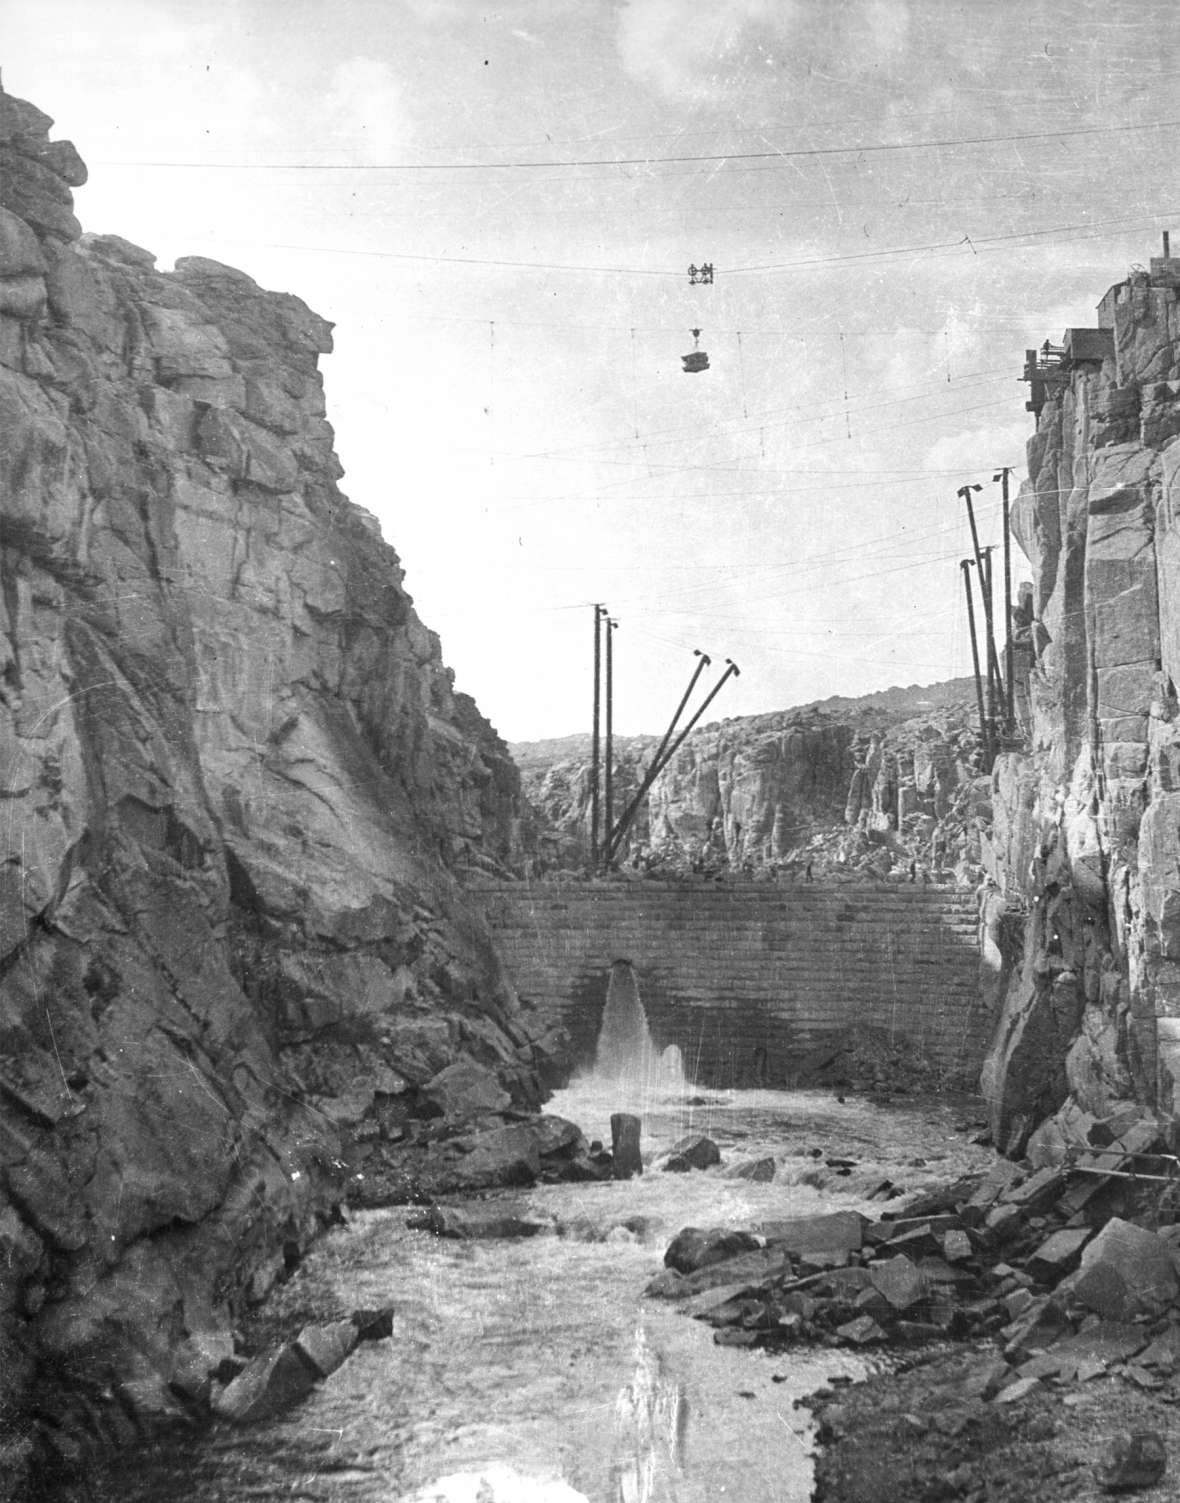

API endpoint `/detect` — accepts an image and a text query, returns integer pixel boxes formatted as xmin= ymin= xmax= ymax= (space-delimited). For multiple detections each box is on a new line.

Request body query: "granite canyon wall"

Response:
xmin=983 ymin=253 xmax=1180 ymax=1155
xmin=0 ymin=84 xmax=553 ymax=1490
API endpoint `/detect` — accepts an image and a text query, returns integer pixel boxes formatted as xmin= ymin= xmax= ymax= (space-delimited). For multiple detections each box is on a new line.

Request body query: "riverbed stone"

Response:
xmin=759 ymin=1211 xmax=866 ymax=1256
xmin=350 ymin=1307 xmax=395 ymax=1342
xmin=411 ymin=1203 xmax=551 ymax=1240
xmin=836 ymin=1315 xmax=887 ymax=1345
xmin=662 ymin=1134 xmax=721 ymax=1173
xmin=869 ymin=1255 xmax=927 ymax=1312
xmin=530 ymin=1115 xmax=589 ymax=1159
xmin=1064 ymin=1218 xmax=1179 ymax=1321
xmin=294 ymin=1319 xmax=359 ymax=1378
xmin=866 ymin=1213 xmax=963 ymax=1247
xmin=1000 ymin=1295 xmax=1073 ymax=1361
xmin=673 ymin=1247 xmax=793 ymax=1298
xmin=1094 ymin=1431 xmax=1167 ymax=1492
xmin=1025 ymin=1227 xmax=1093 ymax=1279
xmin=664 ymin=1226 xmax=761 ymax=1275
xmin=993 ymin=1375 xmax=1039 ymax=1405
xmin=210 ymin=1344 xmax=319 ymax=1424
xmin=728 ymin=1156 xmax=777 ymax=1182
xmin=943 ymin=1229 xmax=974 ymax=1263
xmin=645 ymin=1268 xmax=690 ymax=1298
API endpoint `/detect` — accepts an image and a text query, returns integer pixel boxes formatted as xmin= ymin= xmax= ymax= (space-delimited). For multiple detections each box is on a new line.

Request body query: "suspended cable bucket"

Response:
xmin=682 ymin=328 xmax=709 ymax=374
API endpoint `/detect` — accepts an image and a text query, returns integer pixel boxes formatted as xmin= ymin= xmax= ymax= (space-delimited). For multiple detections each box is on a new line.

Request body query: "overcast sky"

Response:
xmin=5 ymin=1 xmax=1178 ymax=739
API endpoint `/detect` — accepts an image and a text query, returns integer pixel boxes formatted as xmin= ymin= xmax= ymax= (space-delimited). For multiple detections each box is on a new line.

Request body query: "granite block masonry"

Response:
xmin=479 ymin=881 xmax=986 ymax=1088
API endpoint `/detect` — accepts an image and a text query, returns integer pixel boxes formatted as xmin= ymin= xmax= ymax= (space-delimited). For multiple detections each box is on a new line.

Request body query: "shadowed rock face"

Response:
xmin=984 ymin=270 xmax=1180 ymax=1154
xmin=0 ymin=84 xmax=545 ymax=1486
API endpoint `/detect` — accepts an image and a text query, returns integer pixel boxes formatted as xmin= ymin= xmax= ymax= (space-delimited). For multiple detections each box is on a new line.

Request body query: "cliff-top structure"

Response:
xmin=0 ymin=82 xmax=560 ymax=1492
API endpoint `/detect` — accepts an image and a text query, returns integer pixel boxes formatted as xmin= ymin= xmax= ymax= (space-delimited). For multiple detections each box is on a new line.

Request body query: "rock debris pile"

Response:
xmin=342 ymin=1057 xmax=627 ymax=1204
xmin=653 ymin=1116 xmax=1180 ymax=1365
xmin=653 ymin=1117 xmax=1180 ymax=1498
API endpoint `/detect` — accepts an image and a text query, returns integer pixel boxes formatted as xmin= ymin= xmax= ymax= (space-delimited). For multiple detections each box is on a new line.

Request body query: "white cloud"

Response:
xmin=615 ymin=0 xmax=798 ymax=101
xmin=862 ymin=0 xmax=911 ymax=55
xmin=924 ymin=419 xmax=1029 ymax=481
xmin=321 ymin=58 xmax=407 ymax=163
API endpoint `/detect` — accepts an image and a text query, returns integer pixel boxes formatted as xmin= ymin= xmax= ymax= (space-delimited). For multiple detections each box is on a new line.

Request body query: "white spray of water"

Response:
xmin=587 ymin=960 xmax=689 ymax=1117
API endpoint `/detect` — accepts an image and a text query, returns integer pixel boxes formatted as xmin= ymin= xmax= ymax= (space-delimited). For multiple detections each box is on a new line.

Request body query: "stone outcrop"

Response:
xmin=984 ymin=254 xmax=1180 ymax=1153
xmin=0 ymin=83 xmax=552 ymax=1493
xmin=514 ymin=678 xmax=986 ymax=880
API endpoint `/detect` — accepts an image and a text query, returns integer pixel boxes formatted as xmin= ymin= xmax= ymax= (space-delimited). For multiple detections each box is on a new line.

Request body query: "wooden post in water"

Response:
xmin=611 ymin=1112 xmax=643 ymax=1179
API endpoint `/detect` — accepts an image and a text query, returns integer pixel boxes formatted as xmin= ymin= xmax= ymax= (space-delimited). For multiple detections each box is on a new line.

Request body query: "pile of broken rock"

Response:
xmin=178 ymin=1307 xmax=394 ymax=1427
xmin=346 ymin=1059 xmax=610 ymax=1203
xmin=649 ymin=1117 xmax=1180 ymax=1411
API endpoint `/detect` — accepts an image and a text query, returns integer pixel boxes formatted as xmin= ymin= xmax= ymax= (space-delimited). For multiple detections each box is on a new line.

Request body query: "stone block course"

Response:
xmin=479 ymin=881 xmax=985 ymax=1088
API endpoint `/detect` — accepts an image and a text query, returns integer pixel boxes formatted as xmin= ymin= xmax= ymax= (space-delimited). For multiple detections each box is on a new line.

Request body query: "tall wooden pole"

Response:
xmin=591 ymin=604 xmax=602 ymax=867
xmin=980 ymin=544 xmax=1002 ymax=741
xmin=958 ymin=482 xmax=1001 ymax=750
xmin=606 ymin=659 xmax=740 ymax=864
xmin=606 ymin=650 xmax=710 ymax=859
xmin=961 ymin=558 xmax=990 ymax=762
xmin=995 ymin=466 xmax=1015 ymax=731
xmin=604 ymin=617 xmax=616 ymax=867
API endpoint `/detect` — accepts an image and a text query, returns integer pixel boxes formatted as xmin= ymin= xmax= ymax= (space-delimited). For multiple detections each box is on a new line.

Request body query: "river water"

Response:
xmin=88 ymin=1072 xmax=993 ymax=1503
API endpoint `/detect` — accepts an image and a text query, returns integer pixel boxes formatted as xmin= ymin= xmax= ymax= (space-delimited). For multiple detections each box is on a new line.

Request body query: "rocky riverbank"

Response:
xmin=646 ymin=1103 xmax=1180 ymax=1499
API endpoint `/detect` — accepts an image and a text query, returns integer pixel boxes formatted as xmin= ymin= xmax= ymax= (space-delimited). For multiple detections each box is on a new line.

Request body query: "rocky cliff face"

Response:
xmin=983 ymin=259 xmax=1180 ymax=1155
xmin=515 ymin=679 xmax=987 ymax=880
xmin=0 ymin=85 xmax=549 ymax=1489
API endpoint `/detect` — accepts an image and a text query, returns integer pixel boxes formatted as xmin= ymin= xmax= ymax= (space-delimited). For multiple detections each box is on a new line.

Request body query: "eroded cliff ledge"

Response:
xmin=983 ymin=251 xmax=1180 ymax=1157
xmin=0 ymin=84 xmax=556 ymax=1488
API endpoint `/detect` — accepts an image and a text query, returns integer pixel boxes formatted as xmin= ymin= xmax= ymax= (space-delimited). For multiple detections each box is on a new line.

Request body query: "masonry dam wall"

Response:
xmin=477 ymin=881 xmax=988 ymax=1090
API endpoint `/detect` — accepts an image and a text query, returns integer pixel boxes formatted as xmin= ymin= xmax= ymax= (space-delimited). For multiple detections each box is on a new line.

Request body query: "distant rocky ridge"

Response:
xmin=513 ymin=677 xmax=992 ymax=882
xmin=0 ymin=83 xmax=571 ymax=1495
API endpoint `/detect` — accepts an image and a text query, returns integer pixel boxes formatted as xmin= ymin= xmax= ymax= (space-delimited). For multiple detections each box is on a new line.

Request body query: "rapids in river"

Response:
xmin=87 ymin=966 xmax=993 ymax=1503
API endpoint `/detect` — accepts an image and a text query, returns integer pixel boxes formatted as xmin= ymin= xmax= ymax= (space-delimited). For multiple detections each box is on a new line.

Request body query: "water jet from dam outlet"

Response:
xmin=589 ymin=959 xmax=690 ymax=1115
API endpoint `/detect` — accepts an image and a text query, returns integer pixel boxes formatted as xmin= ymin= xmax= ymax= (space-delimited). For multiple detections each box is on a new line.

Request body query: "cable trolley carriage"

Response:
xmin=682 ymin=328 xmax=709 ymax=374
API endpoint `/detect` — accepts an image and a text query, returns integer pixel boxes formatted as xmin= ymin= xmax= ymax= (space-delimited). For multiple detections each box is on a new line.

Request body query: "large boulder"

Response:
xmin=421 ymin=1060 xmax=512 ymax=1123
xmin=1064 ymin=1218 xmax=1180 ymax=1321
xmin=294 ymin=1320 xmax=358 ymax=1379
xmin=757 ymin=1211 xmax=866 ymax=1257
xmin=210 ymin=1346 xmax=320 ymax=1425
xmin=661 ymin=1134 xmax=721 ymax=1173
xmin=664 ymin=1227 xmax=761 ymax=1275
